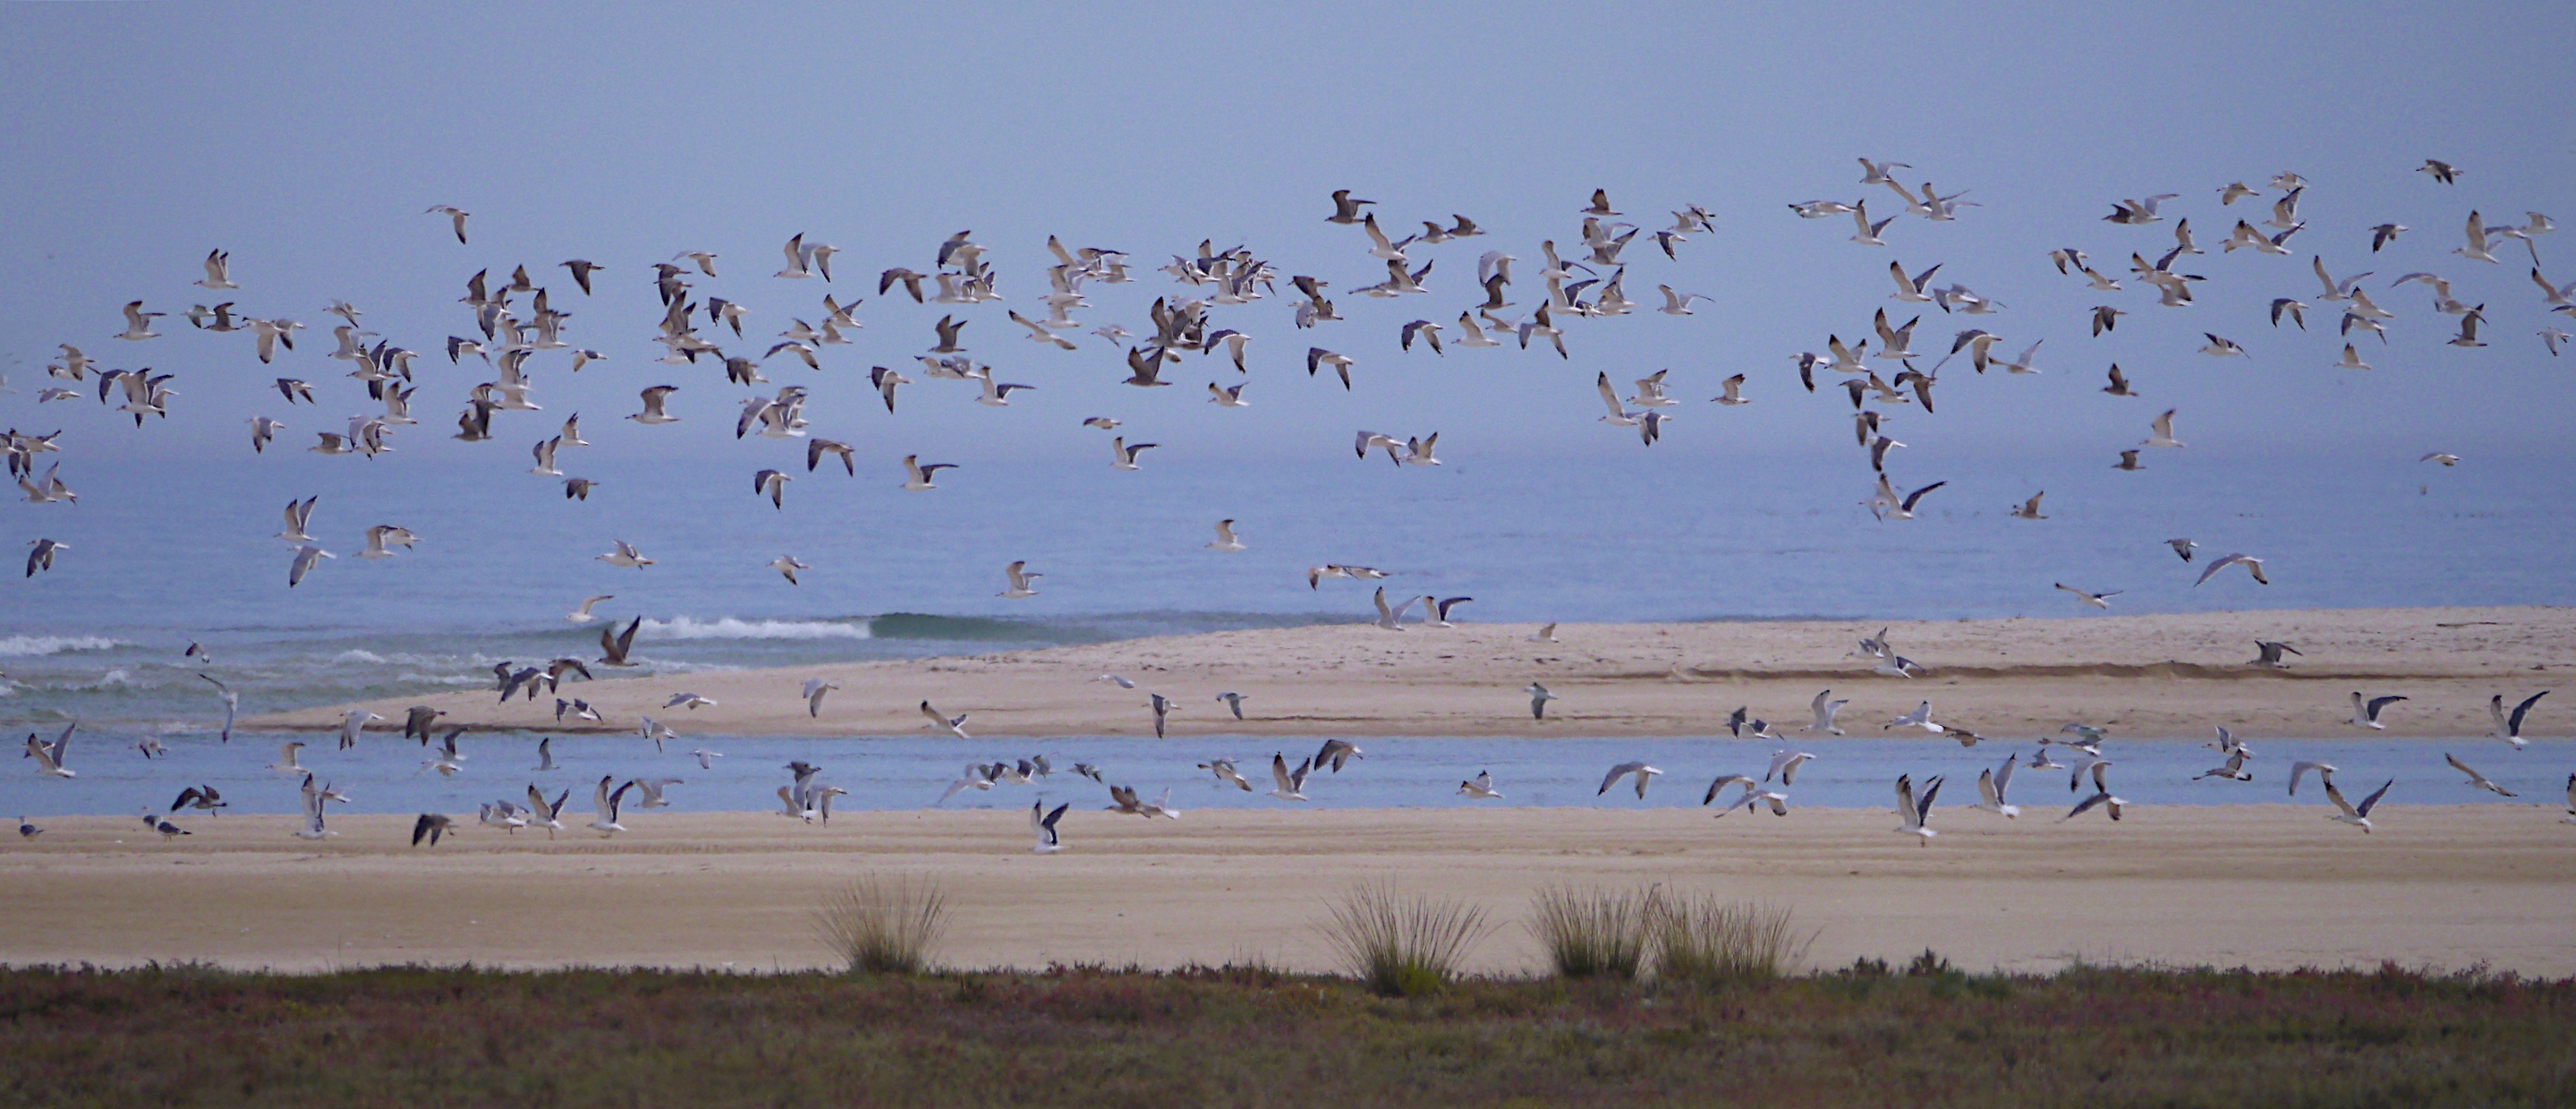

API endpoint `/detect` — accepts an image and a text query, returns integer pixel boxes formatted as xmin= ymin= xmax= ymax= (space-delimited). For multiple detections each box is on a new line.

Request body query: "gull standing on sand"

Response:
xmin=1459 ymin=771 xmax=1503 ymax=800
xmin=1598 ymin=761 xmax=1661 ymax=798
xmin=2348 ymin=693 xmax=2406 ymax=729
xmin=1894 ymin=774 xmax=1943 ymax=844
xmin=1526 ymin=682 xmax=1559 ymax=720
xmin=2444 ymin=753 xmax=2517 ymax=797
xmin=2490 ymin=691 xmax=2548 ymax=747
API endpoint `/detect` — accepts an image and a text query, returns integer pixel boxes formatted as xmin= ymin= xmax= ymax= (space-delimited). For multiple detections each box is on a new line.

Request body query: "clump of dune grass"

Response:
xmin=813 ymin=874 xmax=948 ymax=975
xmin=1317 ymin=881 xmax=1492 ymax=996
xmin=1651 ymin=895 xmax=1815 ymax=985
xmin=1527 ymin=884 xmax=1663 ymax=979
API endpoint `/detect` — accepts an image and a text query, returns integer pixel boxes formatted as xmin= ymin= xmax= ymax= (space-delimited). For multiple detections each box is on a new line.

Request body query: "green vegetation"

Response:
xmin=1314 ymin=880 xmax=1493 ymax=996
xmin=0 ymin=961 xmax=2569 ymax=1106
xmin=812 ymin=874 xmax=948 ymax=975
xmin=1650 ymin=895 xmax=1813 ymax=985
xmin=1526 ymin=883 xmax=1658 ymax=979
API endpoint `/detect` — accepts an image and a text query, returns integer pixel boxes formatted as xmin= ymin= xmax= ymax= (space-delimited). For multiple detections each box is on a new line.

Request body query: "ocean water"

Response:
xmin=2 ymin=447 xmax=2565 ymax=743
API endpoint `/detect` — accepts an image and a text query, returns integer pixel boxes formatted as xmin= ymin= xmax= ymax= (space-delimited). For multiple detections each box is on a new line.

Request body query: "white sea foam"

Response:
xmin=638 ymin=617 xmax=871 ymax=642
xmin=0 ymin=635 xmax=123 ymax=658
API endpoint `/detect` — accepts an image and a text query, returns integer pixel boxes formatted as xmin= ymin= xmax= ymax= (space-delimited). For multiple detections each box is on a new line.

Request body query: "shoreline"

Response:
xmin=248 ymin=606 xmax=2575 ymax=740
xmin=4 ymin=806 xmax=2568 ymax=976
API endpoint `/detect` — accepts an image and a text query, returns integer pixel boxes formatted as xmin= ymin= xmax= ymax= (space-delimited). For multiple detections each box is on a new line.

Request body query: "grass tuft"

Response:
xmin=1315 ymin=881 xmax=1491 ymax=996
xmin=812 ymin=874 xmax=948 ymax=975
xmin=1527 ymin=884 xmax=1662 ymax=979
xmin=1652 ymin=896 xmax=1815 ymax=985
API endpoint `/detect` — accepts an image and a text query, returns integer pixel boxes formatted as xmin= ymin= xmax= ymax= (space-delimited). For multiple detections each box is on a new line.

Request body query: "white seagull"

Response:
xmin=1802 ymin=690 xmax=1849 ymax=735
xmin=1598 ymin=761 xmax=1662 ymax=799
xmin=1894 ymin=773 xmax=1943 ymax=844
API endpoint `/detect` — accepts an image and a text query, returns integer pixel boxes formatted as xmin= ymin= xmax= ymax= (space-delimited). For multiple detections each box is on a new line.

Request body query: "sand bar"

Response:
xmin=254 ymin=607 xmax=2575 ymax=740
xmin=4 ymin=805 xmax=2569 ymax=976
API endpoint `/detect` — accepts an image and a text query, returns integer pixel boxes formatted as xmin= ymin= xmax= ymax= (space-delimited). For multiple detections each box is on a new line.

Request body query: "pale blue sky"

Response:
xmin=3 ymin=0 xmax=2571 ymax=473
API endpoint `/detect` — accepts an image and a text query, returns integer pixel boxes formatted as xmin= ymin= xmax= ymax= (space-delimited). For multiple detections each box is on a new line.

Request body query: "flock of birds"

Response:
xmin=8 ymin=157 xmax=2571 ymax=849
xmin=12 ymin=621 xmax=2569 ymax=850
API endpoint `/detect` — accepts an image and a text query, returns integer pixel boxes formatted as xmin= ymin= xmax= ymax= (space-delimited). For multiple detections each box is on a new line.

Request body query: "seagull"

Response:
xmin=663 ymin=692 xmax=717 ymax=711
xmin=1204 ymin=519 xmax=1246 ymax=553
xmin=2323 ymin=775 xmax=2393 ymax=833
xmin=200 ymin=674 xmax=237 ymax=742
xmin=691 ymin=748 xmax=723 ymax=770
xmin=2419 ymin=158 xmax=2459 ymax=184
xmin=1710 ymin=375 xmax=1748 ymax=406
xmin=1801 ymin=690 xmax=1848 ymax=735
xmin=1199 ymin=758 xmax=1254 ymax=791
xmin=2445 ymin=752 xmax=2517 ymax=798
xmin=2167 ymin=539 xmax=2199 ymax=562
xmin=2055 ymin=584 xmax=2121 ymax=610
xmin=628 ymin=386 xmax=680 ymax=426
xmin=287 ymin=544 xmax=334 ymax=587
xmin=2489 ymin=691 xmax=2548 ymax=748
xmin=1031 ymin=801 xmax=1069 ymax=854
xmin=1528 ymin=623 xmax=1559 ymax=644
xmin=148 ymin=815 xmax=191 ymax=840
xmin=526 ymin=784 xmax=571 ymax=838
xmin=1526 ymin=682 xmax=1559 ymax=720
xmin=1148 ymin=693 xmax=1172 ymax=738
xmin=801 ymin=678 xmax=839 ymax=718
xmin=1373 ymin=587 xmax=1414 ymax=631
xmin=1458 ymin=771 xmax=1503 ymax=800
xmin=337 ymin=709 xmax=380 ymax=750
xmin=2198 ymin=334 xmax=2246 ymax=357
xmin=268 ymin=741 xmax=307 ymax=775
xmin=425 ymin=205 xmax=470 ymax=243
xmin=768 ymin=555 xmax=812 ymax=585
xmin=1893 ymin=774 xmax=1943 ymax=844
xmin=1268 ymin=753 xmax=1312 ymax=801
xmin=2193 ymin=553 xmax=2268 ymax=587
xmin=1314 ymin=738 xmax=1365 ymax=772
xmin=2102 ymin=363 xmax=2138 ymax=397
xmin=567 ymin=595 xmax=615 ymax=624
xmin=2196 ymin=747 xmax=2254 ymax=782
xmin=410 ymin=813 xmax=455 ymax=847
xmin=2252 ymin=640 xmax=2303 ymax=666
xmin=1883 ymin=700 xmax=1944 ymax=735
xmin=596 ymin=540 xmax=652 ymax=568
xmin=533 ymin=737 xmax=557 ymax=771
xmin=358 ymin=525 xmax=417 ymax=560
xmin=587 ymin=776 xmax=634 ymax=835
xmin=2420 ymin=453 xmax=2460 ymax=466
xmin=1109 ymin=437 xmax=1156 ymax=472
xmin=1866 ymin=475 xmax=1944 ymax=521
xmin=1700 ymin=772 xmax=1757 ymax=809
xmin=1598 ymin=761 xmax=1661 ymax=799
xmin=1325 ymin=188 xmax=1374 ymax=225
xmin=2143 ymin=409 xmax=2186 ymax=449
xmin=597 ymin=617 xmax=642 ymax=667
xmin=2011 ymin=492 xmax=2047 ymax=520
xmin=1764 ymin=749 xmax=1816 ymax=786
xmin=1210 ymin=691 xmax=1247 ymax=721
xmin=1972 ymin=755 xmax=2020 ymax=818
xmin=23 ymin=723 xmax=74 ymax=778
xmin=2347 ymin=693 xmax=2406 ymax=729
xmin=901 ymin=455 xmax=956 ymax=491
xmin=999 ymin=560 xmax=1042 ymax=599
xmin=2063 ymin=789 xmax=2126 ymax=823
xmin=922 ymin=700 xmax=969 ymax=739
xmin=632 ymin=778 xmax=683 ymax=809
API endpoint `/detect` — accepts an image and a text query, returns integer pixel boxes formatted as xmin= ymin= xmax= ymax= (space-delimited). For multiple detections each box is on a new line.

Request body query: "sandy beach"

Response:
xmin=4 ymin=805 xmax=2568 ymax=976
xmin=255 ymin=607 xmax=2574 ymax=740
